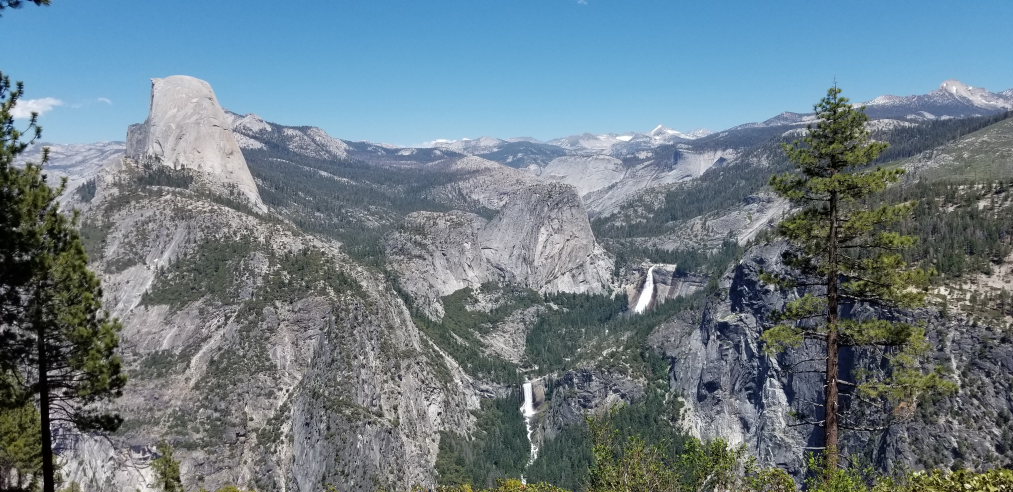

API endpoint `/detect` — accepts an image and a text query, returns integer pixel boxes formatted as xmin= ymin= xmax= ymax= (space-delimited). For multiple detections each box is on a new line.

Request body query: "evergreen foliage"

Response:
xmin=0 ymin=400 xmax=42 ymax=490
xmin=611 ymin=239 xmax=744 ymax=276
xmin=761 ymin=86 xmax=953 ymax=470
xmin=872 ymin=468 xmax=1013 ymax=491
xmin=874 ymin=179 xmax=1013 ymax=278
xmin=0 ymin=0 xmax=49 ymax=13
xmin=152 ymin=441 xmax=183 ymax=492
xmin=74 ymin=178 xmax=96 ymax=203
xmin=435 ymin=479 xmax=568 ymax=492
xmin=524 ymin=293 xmax=628 ymax=372
xmin=150 ymin=442 xmax=255 ymax=492
xmin=527 ymin=371 xmax=687 ymax=491
xmin=0 ymin=71 xmax=126 ymax=492
xmin=413 ymin=286 xmax=534 ymax=384
xmin=142 ymin=236 xmax=255 ymax=308
xmin=872 ymin=111 xmax=1012 ymax=163
xmin=523 ymin=421 xmax=591 ymax=490
xmin=585 ymin=412 xmax=795 ymax=492
xmin=593 ymin=158 xmax=789 ymax=239
xmin=436 ymin=391 xmax=530 ymax=488
xmin=245 ymin=148 xmax=464 ymax=267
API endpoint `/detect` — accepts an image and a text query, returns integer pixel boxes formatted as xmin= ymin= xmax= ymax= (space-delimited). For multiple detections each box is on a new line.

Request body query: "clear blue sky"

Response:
xmin=4 ymin=0 xmax=1013 ymax=145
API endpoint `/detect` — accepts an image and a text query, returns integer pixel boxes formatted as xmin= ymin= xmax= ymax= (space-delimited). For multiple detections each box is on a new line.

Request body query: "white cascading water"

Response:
xmin=633 ymin=265 xmax=656 ymax=314
xmin=520 ymin=381 xmax=538 ymax=482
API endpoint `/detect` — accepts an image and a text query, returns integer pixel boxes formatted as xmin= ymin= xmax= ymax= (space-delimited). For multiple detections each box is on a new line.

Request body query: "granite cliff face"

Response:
xmin=387 ymin=158 xmax=614 ymax=318
xmin=126 ymin=75 xmax=266 ymax=211
xmin=650 ymin=243 xmax=1013 ymax=477
xmin=61 ymin=162 xmax=481 ymax=491
xmin=54 ymin=77 xmax=498 ymax=491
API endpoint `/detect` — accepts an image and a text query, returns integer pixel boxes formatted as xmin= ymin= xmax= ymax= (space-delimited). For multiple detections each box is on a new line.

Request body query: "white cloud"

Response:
xmin=97 ymin=97 xmax=112 ymax=105
xmin=11 ymin=97 xmax=63 ymax=119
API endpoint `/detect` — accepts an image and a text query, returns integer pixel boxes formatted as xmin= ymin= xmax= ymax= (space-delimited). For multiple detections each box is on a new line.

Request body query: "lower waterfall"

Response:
xmin=520 ymin=381 xmax=538 ymax=482
xmin=634 ymin=265 xmax=656 ymax=314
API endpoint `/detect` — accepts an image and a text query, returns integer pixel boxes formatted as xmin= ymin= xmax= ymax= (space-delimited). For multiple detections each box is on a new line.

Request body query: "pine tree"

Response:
xmin=152 ymin=441 xmax=183 ymax=492
xmin=0 ymin=0 xmax=51 ymax=13
xmin=762 ymin=86 xmax=952 ymax=471
xmin=0 ymin=72 xmax=126 ymax=492
xmin=0 ymin=398 xmax=42 ymax=489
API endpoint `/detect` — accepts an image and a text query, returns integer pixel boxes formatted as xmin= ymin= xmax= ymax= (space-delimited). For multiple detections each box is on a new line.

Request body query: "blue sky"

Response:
xmin=4 ymin=0 xmax=1013 ymax=145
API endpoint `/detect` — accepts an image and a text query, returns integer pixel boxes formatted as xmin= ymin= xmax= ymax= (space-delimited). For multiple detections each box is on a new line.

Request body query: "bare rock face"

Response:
xmin=387 ymin=160 xmax=614 ymax=317
xmin=60 ymin=186 xmax=480 ymax=491
xmin=127 ymin=75 xmax=266 ymax=211
xmin=650 ymin=244 xmax=809 ymax=476
xmin=650 ymin=243 xmax=1013 ymax=478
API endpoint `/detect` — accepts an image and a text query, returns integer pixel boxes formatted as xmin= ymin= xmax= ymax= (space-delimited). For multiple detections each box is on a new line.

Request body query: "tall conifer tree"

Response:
xmin=1 ymin=72 xmax=126 ymax=492
xmin=762 ymin=86 xmax=950 ymax=471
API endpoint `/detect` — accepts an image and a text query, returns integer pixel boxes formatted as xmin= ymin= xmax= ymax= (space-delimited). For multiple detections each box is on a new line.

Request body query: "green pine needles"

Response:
xmin=761 ymin=86 xmax=954 ymax=470
xmin=1 ymin=71 xmax=127 ymax=492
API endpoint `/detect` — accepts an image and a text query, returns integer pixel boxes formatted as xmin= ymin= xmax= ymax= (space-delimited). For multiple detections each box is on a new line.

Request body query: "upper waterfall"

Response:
xmin=634 ymin=265 xmax=656 ymax=314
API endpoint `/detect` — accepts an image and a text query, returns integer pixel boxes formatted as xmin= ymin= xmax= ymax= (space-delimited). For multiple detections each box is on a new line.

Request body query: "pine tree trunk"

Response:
xmin=825 ymin=189 xmax=841 ymax=471
xmin=36 ymin=314 xmax=55 ymax=492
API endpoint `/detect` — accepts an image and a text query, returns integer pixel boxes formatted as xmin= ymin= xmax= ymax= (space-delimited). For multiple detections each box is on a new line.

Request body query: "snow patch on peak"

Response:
xmin=685 ymin=128 xmax=714 ymax=139
xmin=940 ymin=79 xmax=972 ymax=94
xmin=423 ymin=136 xmax=506 ymax=154
xmin=648 ymin=125 xmax=711 ymax=141
xmin=866 ymin=94 xmax=904 ymax=106
xmin=650 ymin=124 xmax=676 ymax=136
xmin=935 ymin=79 xmax=1012 ymax=110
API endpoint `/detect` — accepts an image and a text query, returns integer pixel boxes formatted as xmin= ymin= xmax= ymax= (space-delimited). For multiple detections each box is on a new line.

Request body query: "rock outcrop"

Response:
xmin=387 ymin=159 xmax=614 ymax=317
xmin=650 ymin=243 xmax=1013 ymax=477
xmin=61 ymin=186 xmax=480 ymax=491
xmin=127 ymin=75 xmax=266 ymax=211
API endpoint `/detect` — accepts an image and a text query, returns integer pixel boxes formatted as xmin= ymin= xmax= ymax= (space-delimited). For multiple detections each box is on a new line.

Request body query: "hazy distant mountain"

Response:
xmin=863 ymin=79 xmax=1013 ymax=120
xmin=547 ymin=125 xmax=711 ymax=155
xmin=737 ymin=80 xmax=1013 ymax=129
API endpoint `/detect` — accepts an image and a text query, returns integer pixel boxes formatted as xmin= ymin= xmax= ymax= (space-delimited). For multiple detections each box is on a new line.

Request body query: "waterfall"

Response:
xmin=520 ymin=381 xmax=538 ymax=481
xmin=633 ymin=265 xmax=656 ymax=314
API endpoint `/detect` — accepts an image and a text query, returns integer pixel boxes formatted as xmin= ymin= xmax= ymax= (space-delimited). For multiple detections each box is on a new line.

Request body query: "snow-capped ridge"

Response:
xmin=738 ymin=79 xmax=1013 ymax=129
xmin=422 ymin=136 xmax=507 ymax=154
xmin=936 ymin=79 xmax=1011 ymax=110
xmin=649 ymin=124 xmax=711 ymax=140
xmin=863 ymin=79 xmax=1013 ymax=116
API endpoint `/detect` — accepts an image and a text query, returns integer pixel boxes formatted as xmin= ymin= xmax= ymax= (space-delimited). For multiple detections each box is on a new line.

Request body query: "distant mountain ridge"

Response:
xmin=423 ymin=79 xmax=1011 ymax=153
xmin=736 ymin=79 xmax=1013 ymax=130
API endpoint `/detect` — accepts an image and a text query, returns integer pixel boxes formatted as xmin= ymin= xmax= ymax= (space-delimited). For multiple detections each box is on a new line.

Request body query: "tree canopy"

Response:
xmin=762 ymin=86 xmax=953 ymax=470
xmin=0 ymin=71 xmax=126 ymax=492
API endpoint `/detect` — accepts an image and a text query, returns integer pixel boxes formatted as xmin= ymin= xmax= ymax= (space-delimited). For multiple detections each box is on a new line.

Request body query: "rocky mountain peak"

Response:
xmin=649 ymin=124 xmax=676 ymax=136
xmin=939 ymin=78 xmax=972 ymax=94
xmin=934 ymin=79 xmax=1012 ymax=110
xmin=126 ymin=75 xmax=266 ymax=211
xmin=228 ymin=112 xmax=271 ymax=134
